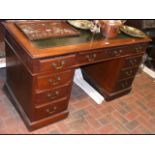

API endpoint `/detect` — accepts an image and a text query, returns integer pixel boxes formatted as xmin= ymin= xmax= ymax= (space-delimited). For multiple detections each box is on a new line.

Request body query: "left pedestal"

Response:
xmin=5 ymin=39 xmax=74 ymax=131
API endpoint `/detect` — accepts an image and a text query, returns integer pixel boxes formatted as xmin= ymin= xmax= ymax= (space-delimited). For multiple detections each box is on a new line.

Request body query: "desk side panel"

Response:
xmin=5 ymin=42 xmax=34 ymax=120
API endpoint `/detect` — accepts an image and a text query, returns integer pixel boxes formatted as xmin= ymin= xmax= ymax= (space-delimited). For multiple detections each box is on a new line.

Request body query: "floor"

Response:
xmin=0 ymin=68 xmax=155 ymax=134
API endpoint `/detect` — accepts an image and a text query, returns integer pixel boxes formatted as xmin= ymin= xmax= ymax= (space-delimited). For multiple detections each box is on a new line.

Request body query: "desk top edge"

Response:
xmin=3 ymin=22 xmax=152 ymax=59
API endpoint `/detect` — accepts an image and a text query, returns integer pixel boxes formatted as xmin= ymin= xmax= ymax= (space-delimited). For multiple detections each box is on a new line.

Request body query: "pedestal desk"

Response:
xmin=3 ymin=22 xmax=151 ymax=130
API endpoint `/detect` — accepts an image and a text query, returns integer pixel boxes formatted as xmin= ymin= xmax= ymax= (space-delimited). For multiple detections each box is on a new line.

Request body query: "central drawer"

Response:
xmin=35 ymin=85 xmax=71 ymax=105
xmin=77 ymin=46 xmax=128 ymax=66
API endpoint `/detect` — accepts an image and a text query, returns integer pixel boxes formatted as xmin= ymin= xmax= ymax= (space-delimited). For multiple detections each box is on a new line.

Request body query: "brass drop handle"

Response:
xmin=121 ymin=83 xmax=125 ymax=88
xmin=52 ymin=60 xmax=65 ymax=70
xmin=126 ymin=70 xmax=133 ymax=76
xmin=86 ymin=53 xmax=97 ymax=62
xmin=114 ymin=49 xmax=122 ymax=56
xmin=46 ymin=106 xmax=57 ymax=114
xmin=135 ymin=46 xmax=142 ymax=52
xmin=48 ymin=76 xmax=61 ymax=85
xmin=134 ymin=59 xmax=138 ymax=63
xmin=135 ymin=48 xmax=139 ymax=52
xmin=47 ymin=91 xmax=59 ymax=100
xmin=130 ymin=59 xmax=138 ymax=65
xmin=121 ymin=81 xmax=129 ymax=88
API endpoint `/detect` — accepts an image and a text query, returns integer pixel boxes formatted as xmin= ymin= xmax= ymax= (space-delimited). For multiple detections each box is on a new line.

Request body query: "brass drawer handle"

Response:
xmin=135 ymin=46 xmax=142 ymax=52
xmin=129 ymin=59 xmax=138 ymax=65
xmin=121 ymin=81 xmax=129 ymax=88
xmin=46 ymin=106 xmax=57 ymax=114
xmin=48 ymin=76 xmax=61 ymax=85
xmin=135 ymin=48 xmax=139 ymax=52
xmin=52 ymin=60 xmax=65 ymax=70
xmin=47 ymin=91 xmax=59 ymax=100
xmin=86 ymin=53 xmax=97 ymax=62
xmin=114 ymin=49 xmax=122 ymax=56
xmin=125 ymin=70 xmax=133 ymax=76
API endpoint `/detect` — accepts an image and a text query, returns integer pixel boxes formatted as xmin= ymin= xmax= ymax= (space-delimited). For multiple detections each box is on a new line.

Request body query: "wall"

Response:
xmin=0 ymin=42 xmax=5 ymax=68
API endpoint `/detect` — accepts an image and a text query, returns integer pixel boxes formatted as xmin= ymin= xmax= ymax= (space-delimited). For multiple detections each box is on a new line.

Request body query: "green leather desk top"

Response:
xmin=32 ymin=30 xmax=132 ymax=49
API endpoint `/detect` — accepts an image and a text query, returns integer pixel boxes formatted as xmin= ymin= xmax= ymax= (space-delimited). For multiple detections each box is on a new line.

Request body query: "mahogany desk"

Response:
xmin=3 ymin=22 xmax=151 ymax=130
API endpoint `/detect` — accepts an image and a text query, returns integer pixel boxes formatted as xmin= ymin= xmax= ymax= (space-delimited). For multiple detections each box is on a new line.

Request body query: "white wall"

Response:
xmin=0 ymin=58 xmax=6 ymax=68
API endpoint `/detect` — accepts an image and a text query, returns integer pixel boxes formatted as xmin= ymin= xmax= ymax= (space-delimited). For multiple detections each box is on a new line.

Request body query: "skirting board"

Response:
xmin=74 ymin=69 xmax=105 ymax=104
xmin=141 ymin=65 xmax=155 ymax=80
xmin=0 ymin=58 xmax=6 ymax=68
xmin=74 ymin=66 xmax=155 ymax=104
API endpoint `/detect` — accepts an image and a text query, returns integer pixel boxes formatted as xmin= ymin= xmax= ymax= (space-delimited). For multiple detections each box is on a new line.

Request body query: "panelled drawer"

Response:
xmin=35 ymin=85 xmax=71 ymax=105
xmin=36 ymin=70 xmax=74 ymax=90
xmin=106 ymin=47 xmax=127 ymax=57
xmin=114 ymin=78 xmax=134 ymax=92
xmin=34 ymin=98 xmax=68 ymax=120
xmin=123 ymin=56 xmax=143 ymax=68
xmin=77 ymin=50 xmax=106 ymax=65
xmin=77 ymin=47 xmax=127 ymax=65
xmin=38 ymin=54 xmax=76 ymax=73
xmin=131 ymin=44 xmax=147 ymax=54
xmin=119 ymin=67 xmax=139 ymax=80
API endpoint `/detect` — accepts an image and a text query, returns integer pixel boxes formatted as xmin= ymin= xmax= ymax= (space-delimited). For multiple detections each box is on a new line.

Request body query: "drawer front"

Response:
xmin=77 ymin=47 xmax=127 ymax=66
xmin=132 ymin=44 xmax=147 ymax=54
xmin=39 ymin=55 xmax=76 ymax=73
xmin=35 ymin=85 xmax=71 ymax=105
xmin=106 ymin=47 xmax=127 ymax=57
xmin=36 ymin=70 xmax=74 ymax=90
xmin=114 ymin=78 xmax=134 ymax=92
xmin=123 ymin=56 xmax=143 ymax=68
xmin=119 ymin=67 xmax=139 ymax=80
xmin=77 ymin=50 xmax=106 ymax=65
xmin=34 ymin=99 xmax=68 ymax=120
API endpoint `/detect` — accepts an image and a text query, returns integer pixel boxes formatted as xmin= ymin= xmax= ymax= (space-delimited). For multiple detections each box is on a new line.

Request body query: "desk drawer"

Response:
xmin=39 ymin=55 xmax=76 ymax=73
xmin=106 ymin=47 xmax=127 ymax=57
xmin=34 ymin=98 xmax=68 ymax=120
xmin=114 ymin=78 xmax=134 ymax=92
xmin=35 ymin=85 xmax=71 ymax=105
xmin=119 ymin=67 xmax=139 ymax=80
xmin=36 ymin=70 xmax=74 ymax=90
xmin=123 ymin=56 xmax=143 ymax=68
xmin=77 ymin=50 xmax=106 ymax=65
xmin=132 ymin=44 xmax=147 ymax=54
xmin=77 ymin=47 xmax=127 ymax=65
